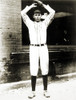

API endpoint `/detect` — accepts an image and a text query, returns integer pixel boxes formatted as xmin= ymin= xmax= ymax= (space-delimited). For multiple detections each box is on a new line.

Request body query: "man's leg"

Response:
xmin=29 ymin=46 xmax=39 ymax=99
xmin=42 ymin=75 xmax=47 ymax=91
xmin=40 ymin=46 xmax=50 ymax=98
xmin=31 ymin=76 xmax=36 ymax=91
xmin=28 ymin=76 xmax=36 ymax=99
xmin=42 ymin=75 xmax=50 ymax=98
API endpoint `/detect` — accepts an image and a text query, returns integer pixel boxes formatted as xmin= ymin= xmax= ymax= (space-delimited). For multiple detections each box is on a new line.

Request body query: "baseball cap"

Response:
xmin=34 ymin=9 xmax=41 ymax=14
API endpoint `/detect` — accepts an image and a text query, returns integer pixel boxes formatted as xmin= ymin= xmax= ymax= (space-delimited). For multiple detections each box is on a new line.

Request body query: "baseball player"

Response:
xmin=21 ymin=0 xmax=55 ymax=99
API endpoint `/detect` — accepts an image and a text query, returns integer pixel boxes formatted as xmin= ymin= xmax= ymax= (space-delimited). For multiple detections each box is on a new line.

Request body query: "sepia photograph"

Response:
xmin=0 ymin=0 xmax=76 ymax=100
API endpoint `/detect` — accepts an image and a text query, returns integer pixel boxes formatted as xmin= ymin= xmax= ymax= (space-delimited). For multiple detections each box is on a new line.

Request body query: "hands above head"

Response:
xmin=31 ymin=3 xmax=37 ymax=8
xmin=31 ymin=3 xmax=37 ymax=7
xmin=33 ymin=0 xmax=43 ymax=5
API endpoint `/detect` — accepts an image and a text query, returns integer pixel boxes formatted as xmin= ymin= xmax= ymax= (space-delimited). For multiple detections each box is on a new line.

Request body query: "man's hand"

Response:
xmin=31 ymin=3 xmax=37 ymax=8
xmin=33 ymin=0 xmax=43 ymax=5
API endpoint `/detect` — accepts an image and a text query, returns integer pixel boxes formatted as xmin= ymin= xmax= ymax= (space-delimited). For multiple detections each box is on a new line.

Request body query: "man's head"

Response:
xmin=33 ymin=9 xmax=42 ymax=22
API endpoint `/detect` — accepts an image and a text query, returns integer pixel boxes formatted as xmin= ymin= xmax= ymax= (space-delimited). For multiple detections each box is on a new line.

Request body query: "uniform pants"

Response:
xmin=29 ymin=45 xmax=49 ymax=76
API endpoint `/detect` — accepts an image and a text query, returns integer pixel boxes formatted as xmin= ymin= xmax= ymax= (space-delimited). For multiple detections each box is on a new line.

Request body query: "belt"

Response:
xmin=30 ymin=44 xmax=46 ymax=46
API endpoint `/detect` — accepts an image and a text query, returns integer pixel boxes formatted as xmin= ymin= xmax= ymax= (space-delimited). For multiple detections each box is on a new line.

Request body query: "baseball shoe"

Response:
xmin=28 ymin=91 xmax=36 ymax=99
xmin=43 ymin=90 xmax=50 ymax=98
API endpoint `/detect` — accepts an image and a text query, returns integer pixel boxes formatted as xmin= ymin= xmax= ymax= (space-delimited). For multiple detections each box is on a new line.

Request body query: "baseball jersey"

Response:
xmin=21 ymin=5 xmax=55 ymax=45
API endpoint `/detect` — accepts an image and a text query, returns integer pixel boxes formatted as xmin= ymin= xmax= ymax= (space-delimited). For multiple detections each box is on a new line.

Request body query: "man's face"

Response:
xmin=33 ymin=13 xmax=42 ymax=22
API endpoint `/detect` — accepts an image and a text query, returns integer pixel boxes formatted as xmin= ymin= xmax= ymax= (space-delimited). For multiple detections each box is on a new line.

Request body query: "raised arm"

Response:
xmin=21 ymin=3 xmax=37 ymax=27
xmin=43 ymin=4 xmax=55 ymax=25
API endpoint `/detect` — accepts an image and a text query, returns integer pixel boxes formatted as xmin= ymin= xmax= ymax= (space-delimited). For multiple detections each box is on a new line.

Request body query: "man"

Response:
xmin=21 ymin=0 xmax=55 ymax=99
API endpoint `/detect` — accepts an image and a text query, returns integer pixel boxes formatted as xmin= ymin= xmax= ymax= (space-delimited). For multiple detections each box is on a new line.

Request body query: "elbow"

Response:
xmin=21 ymin=11 xmax=23 ymax=16
xmin=49 ymin=9 xmax=55 ymax=15
xmin=21 ymin=11 xmax=25 ymax=18
xmin=53 ymin=10 xmax=55 ymax=15
xmin=52 ymin=10 xmax=55 ymax=17
xmin=51 ymin=10 xmax=56 ymax=19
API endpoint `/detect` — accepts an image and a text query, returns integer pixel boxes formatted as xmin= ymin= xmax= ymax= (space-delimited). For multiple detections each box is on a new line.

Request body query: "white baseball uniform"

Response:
xmin=21 ymin=5 xmax=55 ymax=76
